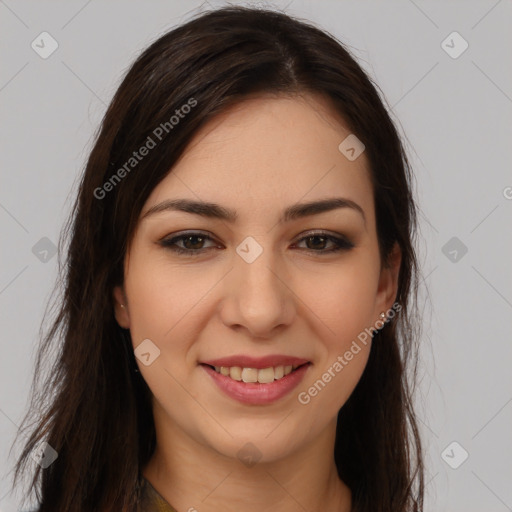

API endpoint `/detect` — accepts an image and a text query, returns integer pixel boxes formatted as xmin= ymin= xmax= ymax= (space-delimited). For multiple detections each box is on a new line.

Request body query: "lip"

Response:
xmin=201 ymin=362 xmax=311 ymax=405
xmin=201 ymin=355 xmax=310 ymax=369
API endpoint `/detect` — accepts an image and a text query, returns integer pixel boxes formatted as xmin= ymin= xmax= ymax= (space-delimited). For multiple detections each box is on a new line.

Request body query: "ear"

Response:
xmin=374 ymin=242 xmax=402 ymax=317
xmin=113 ymin=285 xmax=131 ymax=329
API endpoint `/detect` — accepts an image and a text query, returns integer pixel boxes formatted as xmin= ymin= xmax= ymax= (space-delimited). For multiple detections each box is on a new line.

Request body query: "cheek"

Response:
xmin=292 ymin=255 xmax=378 ymax=412
xmin=124 ymin=253 xmax=216 ymax=343
xmin=123 ymin=261 xmax=207 ymax=406
xmin=122 ymin=259 xmax=207 ymax=396
xmin=294 ymin=252 xmax=380 ymax=341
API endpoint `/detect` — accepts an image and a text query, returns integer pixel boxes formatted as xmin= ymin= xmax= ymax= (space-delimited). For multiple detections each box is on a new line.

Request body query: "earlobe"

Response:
xmin=113 ymin=285 xmax=131 ymax=329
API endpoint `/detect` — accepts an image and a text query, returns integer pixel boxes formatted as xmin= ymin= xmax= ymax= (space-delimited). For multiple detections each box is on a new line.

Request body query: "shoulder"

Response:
xmin=140 ymin=476 xmax=178 ymax=512
xmin=21 ymin=479 xmax=177 ymax=512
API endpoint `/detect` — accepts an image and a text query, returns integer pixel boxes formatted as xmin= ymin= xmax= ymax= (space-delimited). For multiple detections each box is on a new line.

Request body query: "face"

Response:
xmin=114 ymin=93 xmax=400 ymax=463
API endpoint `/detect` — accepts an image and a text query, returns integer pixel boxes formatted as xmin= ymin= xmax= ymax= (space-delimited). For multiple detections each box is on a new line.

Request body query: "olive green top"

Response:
xmin=139 ymin=477 xmax=177 ymax=512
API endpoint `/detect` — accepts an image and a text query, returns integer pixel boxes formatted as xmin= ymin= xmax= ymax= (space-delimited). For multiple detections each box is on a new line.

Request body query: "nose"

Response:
xmin=218 ymin=245 xmax=295 ymax=339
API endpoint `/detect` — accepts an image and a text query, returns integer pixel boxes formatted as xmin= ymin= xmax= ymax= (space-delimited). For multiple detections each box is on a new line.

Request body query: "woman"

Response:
xmin=12 ymin=5 xmax=424 ymax=512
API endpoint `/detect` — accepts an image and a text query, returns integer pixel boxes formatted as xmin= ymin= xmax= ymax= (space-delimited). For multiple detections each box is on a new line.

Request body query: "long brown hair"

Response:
xmin=11 ymin=6 xmax=424 ymax=511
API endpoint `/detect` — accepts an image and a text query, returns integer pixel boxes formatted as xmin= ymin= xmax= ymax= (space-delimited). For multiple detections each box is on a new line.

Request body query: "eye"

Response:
xmin=158 ymin=230 xmax=354 ymax=256
xmin=158 ymin=231 xmax=220 ymax=256
xmin=292 ymin=231 xmax=354 ymax=254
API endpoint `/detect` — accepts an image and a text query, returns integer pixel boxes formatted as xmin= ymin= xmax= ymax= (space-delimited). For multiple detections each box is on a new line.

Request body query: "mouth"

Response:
xmin=201 ymin=362 xmax=310 ymax=384
xmin=199 ymin=358 xmax=311 ymax=405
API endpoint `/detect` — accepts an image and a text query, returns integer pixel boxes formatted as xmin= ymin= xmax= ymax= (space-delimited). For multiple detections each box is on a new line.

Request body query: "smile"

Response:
xmin=209 ymin=364 xmax=302 ymax=383
xmin=200 ymin=358 xmax=311 ymax=405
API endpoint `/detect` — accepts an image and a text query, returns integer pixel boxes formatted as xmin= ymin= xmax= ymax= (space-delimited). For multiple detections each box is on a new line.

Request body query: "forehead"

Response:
xmin=143 ymin=94 xmax=374 ymax=224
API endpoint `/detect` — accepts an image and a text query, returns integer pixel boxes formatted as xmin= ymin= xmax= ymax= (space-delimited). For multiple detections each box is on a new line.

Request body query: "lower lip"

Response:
xmin=201 ymin=364 xmax=310 ymax=405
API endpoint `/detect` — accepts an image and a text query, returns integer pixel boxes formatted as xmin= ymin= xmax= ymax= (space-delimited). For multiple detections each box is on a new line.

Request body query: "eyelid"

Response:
xmin=293 ymin=229 xmax=349 ymax=241
xmin=291 ymin=230 xmax=354 ymax=251
xmin=158 ymin=229 xmax=354 ymax=255
xmin=160 ymin=229 xmax=217 ymax=241
xmin=158 ymin=230 xmax=221 ymax=249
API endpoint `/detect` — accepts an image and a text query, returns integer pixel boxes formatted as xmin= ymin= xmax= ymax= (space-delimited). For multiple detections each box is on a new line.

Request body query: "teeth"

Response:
xmin=230 ymin=366 xmax=242 ymax=381
xmin=212 ymin=364 xmax=303 ymax=383
xmin=257 ymin=367 xmax=275 ymax=384
xmin=241 ymin=368 xmax=258 ymax=383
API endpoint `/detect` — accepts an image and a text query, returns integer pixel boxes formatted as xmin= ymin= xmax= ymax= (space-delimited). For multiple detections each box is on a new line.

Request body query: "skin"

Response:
xmin=113 ymin=93 xmax=401 ymax=512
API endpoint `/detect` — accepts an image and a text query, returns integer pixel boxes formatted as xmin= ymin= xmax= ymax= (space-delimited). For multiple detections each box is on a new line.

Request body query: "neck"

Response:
xmin=142 ymin=407 xmax=352 ymax=512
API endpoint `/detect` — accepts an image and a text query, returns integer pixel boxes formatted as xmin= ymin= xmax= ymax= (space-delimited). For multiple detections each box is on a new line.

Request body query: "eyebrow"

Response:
xmin=142 ymin=197 xmax=366 ymax=224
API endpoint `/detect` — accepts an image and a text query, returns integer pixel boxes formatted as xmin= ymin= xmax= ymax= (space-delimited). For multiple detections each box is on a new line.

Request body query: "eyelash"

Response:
xmin=159 ymin=231 xmax=354 ymax=256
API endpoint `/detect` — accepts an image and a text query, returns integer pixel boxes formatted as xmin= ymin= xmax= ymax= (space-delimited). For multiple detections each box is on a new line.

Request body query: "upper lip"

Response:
xmin=201 ymin=355 xmax=310 ymax=369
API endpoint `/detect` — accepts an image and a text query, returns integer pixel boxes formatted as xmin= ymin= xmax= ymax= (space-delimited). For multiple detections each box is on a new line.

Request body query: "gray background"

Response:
xmin=1 ymin=1 xmax=511 ymax=511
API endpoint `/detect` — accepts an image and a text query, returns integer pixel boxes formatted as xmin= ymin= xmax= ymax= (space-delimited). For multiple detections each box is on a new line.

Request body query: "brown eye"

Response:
xmin=159 ymin=232 xmax=220 ymax=255
xmin=304 ymin=235 xmax=329 ymax=250
xmin=180 ymin=234 xmax=207 ymax=250
xmin=159 ymin=230 xmax=354 ymax=257
xmin=294 ymin=232 xmax=354 ymax=254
